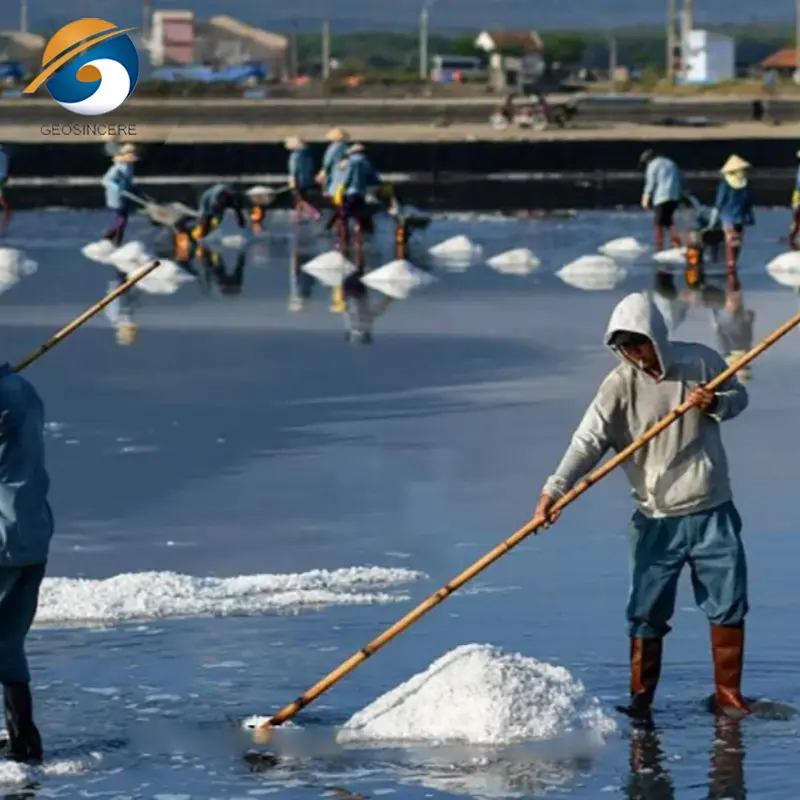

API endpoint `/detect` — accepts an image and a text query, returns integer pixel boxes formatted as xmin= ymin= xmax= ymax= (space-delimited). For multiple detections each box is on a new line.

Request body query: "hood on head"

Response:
xmin=605 ymin=291 xmax=671 ymax=378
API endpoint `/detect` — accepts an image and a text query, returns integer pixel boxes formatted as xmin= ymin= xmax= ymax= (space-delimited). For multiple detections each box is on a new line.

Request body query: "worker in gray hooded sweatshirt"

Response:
xmin=535 ymin=292 xmax=750 ymax=720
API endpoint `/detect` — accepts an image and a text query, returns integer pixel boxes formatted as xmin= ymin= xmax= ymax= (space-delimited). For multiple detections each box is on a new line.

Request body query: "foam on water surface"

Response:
xmin=336 ymin=644 xmax=617 ymax=746
xmin=0 ymin=752 xmax=102 ymax=786
xmin=36 ymin=566 xmax=426 ymax=626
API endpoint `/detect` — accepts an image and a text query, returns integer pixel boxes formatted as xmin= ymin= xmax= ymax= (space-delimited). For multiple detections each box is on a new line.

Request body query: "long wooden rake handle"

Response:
xmin=256 ymin=308 xmax=800 ymax=735
xmin=13 ymin=261 xmax=161 ymax=372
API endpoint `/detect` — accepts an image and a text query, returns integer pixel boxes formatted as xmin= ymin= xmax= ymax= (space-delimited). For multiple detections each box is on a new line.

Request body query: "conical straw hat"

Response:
xmin=721 ymin=154 xmax=750 ymax=174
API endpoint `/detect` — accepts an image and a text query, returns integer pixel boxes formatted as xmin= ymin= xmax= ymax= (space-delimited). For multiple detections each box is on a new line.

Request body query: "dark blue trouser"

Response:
xmin=0 ymin=563 xmax=45 ymax=684
xmin=626 ymin=501 xmax=748 ymax=638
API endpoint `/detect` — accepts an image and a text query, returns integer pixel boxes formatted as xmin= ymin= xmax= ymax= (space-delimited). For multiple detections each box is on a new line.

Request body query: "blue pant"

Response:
xmin=626 ymin=501 xmax=748 ymax=638
xmin=0 ymin=563 xmax=45 ymax=684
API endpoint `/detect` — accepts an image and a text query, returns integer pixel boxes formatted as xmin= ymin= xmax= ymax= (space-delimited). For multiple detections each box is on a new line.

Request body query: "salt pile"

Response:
xmin=486 ymin=248 xmax=541 ymax=276
xmin=428 ymin=235 xmax=483 ymax=270
xmin=766 ymin=251 xmax=800 ymax=289
xmin=36 ymin=566 xmax=426 ymax=626
xmin=652 ymin=246 xmax=687 ymax=266
xmin=200 ymin=214 xmax=252 ymax=249
xmin=301 ymin=251 xmax=356 ymax=287
xmin=336 ymin=643 xmax=616 ymax=745
xmin=81 ymin=239 xmax=118 ymax=264
xmin=0 ymin=247 xmax=36 ymax=295
xmin=361 ymin=259 xmax=436 ymax=299
xmin=598 ymin=236 xmax=649 ymax=260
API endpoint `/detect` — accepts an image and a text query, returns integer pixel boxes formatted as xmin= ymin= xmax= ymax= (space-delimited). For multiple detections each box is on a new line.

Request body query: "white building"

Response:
xmin=682 ymin=30 xmax=735 ymax=84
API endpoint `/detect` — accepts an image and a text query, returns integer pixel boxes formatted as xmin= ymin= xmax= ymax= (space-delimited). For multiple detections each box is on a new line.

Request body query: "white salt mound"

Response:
xmin=428 ymin=235 xmax=482 ymax=269
xmin=0 ymin=248 xmax=36 ymax=295
xmin=201 ymin=214 xmax=253 ymax=249
xmin=556 ymin=255 xmax=627 ymax=292
xmin=598 ymin=236 xmax=649 ymax=259
xmin=301 ymin=250 xmax=356 ymax=287
xmin=337 ymin=643 xmax=617 ymax=746
xmin=766 ymin=251 xmax=800 ymax=289
xmin=113 ymin=258 xmax=194 ymax=295
xmin=652 ymin=246 xmax=687 ymax=266
xmin=81 ymin=239 xmax=118 ymax=264
xmin=361 ymin=259 xmax=435 ymax=299
xmin=486 ymin=248 xmax=541 ymax=276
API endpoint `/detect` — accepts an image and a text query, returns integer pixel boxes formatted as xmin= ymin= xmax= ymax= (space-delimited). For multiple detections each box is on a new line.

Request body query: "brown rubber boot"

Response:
xmin=619 ymin=637 xmax=663 ymax=718
xmin=711 ymin=624 xmax=750 ymax=718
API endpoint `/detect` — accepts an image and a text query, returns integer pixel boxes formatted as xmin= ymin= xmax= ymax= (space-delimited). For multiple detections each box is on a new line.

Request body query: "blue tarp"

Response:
xmin=0 ymin=61 xmax=24 ymax=80
xmin=150 ymin=63 xmax=267 ymax=82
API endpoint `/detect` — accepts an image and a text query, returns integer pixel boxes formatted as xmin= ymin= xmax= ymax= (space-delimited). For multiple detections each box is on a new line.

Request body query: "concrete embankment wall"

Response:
xmin=5 ymin=137 xmax=796 ymax=211
xmin=0 ymin=96 xmax=794 ymax=127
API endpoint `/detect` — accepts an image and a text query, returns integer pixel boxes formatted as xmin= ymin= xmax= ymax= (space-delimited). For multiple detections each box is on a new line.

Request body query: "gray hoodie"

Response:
xmin=542 ymin=292 xmax=748 ymax=518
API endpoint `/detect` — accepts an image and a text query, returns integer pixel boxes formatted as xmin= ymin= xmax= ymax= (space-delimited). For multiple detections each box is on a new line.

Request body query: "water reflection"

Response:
xmin=625 ymin=718 xmax=745 ymax=800
xmin=651 ymin=269 xmax=756 ymax=380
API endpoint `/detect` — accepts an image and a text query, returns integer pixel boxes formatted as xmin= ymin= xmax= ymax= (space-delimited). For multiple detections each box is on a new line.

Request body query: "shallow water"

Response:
xmin=0 ymin=207 xmax=798 ymax=797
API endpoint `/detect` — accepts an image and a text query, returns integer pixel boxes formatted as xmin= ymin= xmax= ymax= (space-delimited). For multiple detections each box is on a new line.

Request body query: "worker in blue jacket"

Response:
xmin=195 ymin=183 xmax=246 ymax=239
xmin=285 ymin=136 xmax=320 ymax=221
xmin=101 ymin=144 xmax=138 ymax=245
xmin=640 ymin=149 xmax=684 ymax=251
xmin=317 ymin=127 xmax=349 ymax=196
xmin=341 ymin=143 xmax=381 ymax=237
xmin=707 ymin=155 xmax=754 ymax=293
xmin=788 ymin=149 xmax=800 ymax=250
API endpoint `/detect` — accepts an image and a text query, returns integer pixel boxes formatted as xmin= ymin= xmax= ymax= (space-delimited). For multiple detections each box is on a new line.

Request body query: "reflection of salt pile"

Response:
xmin=37 ymin=566 xmax=426 ymax=626
xmin=337 ymin=644 xmax=616 ymax=745
xmin=201 ymin=213 xmax=253 ymax=249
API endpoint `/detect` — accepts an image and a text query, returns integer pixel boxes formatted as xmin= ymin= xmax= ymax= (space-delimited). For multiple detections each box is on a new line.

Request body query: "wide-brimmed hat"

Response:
xmin=348 ymin=143 xmax=365 ymax=154
xmin=284 ymin=136 xmax=304 ymax=150
xmin=113 ymin=143 xmax=138 ymax=162
xmin=327 ymin=127 xmax=348 ymax=141
xmin=721 ymin=154 xmax=750 ymax=174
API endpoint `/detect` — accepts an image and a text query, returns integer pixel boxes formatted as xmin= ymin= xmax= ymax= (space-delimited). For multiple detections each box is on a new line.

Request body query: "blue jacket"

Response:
xmin=0 ymin=150 xmax=8 ymax=182
xmin=713 ymin=180 xmax=755 ymax=227
xmin=102 ymin=162 xmax=134 ymax=211
xmin=321 ymin=141 xmax=348 ymax=190
xmin=0 ymin=364 xmax=53 ymax=567
xmin=343 ymin=153 xmax=380 ymax=197
xmin=643 ymin=156 xmax=682 ymax=206
xmin=288 ymin=148 xmax=315 ymax=190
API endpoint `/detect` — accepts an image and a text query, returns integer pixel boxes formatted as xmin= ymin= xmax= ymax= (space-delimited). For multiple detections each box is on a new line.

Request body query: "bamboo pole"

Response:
xmin=13 ymin=261 xmax=161 ymax=372
xmin=253 ymin=308 xmax=800 ymax=741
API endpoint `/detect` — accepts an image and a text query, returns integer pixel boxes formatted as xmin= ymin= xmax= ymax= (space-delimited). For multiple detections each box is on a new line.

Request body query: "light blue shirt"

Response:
xmin=288 ymin=148 xmax=315 ymax=190
xmin=343 ymin=153 xmax=380 ymax=197
xmin=643 ymin=156 xmax=682 ymax=205
xmin=321 ymin=141 xmax=348 ymax=191
xmin=102 ymin=162 xmax=134 ymax=210
xmin=0 ymin=150 xmax=7 ymax=181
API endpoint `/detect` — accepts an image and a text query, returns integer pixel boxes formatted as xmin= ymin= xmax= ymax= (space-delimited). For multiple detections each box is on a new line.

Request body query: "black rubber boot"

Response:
xmin=3 ymin=682 xmax=42 ymax=764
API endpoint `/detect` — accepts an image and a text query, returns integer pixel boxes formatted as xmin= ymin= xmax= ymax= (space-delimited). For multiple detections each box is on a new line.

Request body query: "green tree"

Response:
xmin=447 ymin=34 xmax=482 ymax=58
xmin=543 ymin=34 xmax=586 ymax=64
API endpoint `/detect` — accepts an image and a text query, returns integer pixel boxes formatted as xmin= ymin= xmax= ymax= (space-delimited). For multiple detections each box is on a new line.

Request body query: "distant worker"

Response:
xmin=0 ymin=145 xmax=10 ymax=236
xmin=102 ymin=130 xmax=122 ymax=159
xmin=639 ymin=149 xmax=684 ymax=252
xmin=285 ymin=136 xmax=320 ymax=221
xmin=101 ymin=144 xmax=138 ymax=246
xmin=317 ymin=127 xmax=350 ymax=197
xmin=788 ymin=150 xmax=800 ymax=250
xmin=195 ymin=183 xmax=246 ymax=240
xmin=708 ymin=155 xmax=754 ymax=293
xmin=340 ymin=143 xmax=381 ymax=239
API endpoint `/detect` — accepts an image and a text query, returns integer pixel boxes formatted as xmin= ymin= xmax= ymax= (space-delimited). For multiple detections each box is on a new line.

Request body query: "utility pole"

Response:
xmin=20 ymin=0 xmax=27 ymax=33
xmin=322 ymin=19 xmax=330 ymax=80
xmin=795 ymin=0 xmax=800 ymax=82
xmin=666 ymin=0 xmax=675 ymax=81
xmin=142 ymin=0 xmax=151 ymax=45
xmin=419 ymin=4 xmax=429 ymax=80
xmin=608 ymin=31 xmax=617 ymax=90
